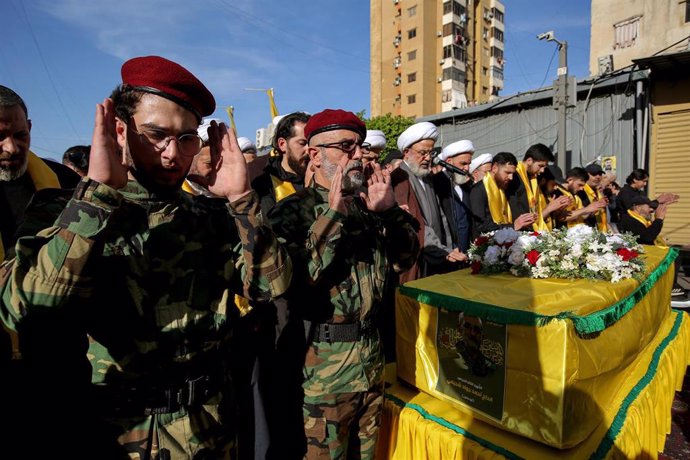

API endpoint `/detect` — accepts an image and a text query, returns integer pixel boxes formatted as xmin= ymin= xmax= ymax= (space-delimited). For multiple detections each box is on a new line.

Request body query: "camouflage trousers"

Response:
xmin=303 ymin=384 xmax=384 ymax=460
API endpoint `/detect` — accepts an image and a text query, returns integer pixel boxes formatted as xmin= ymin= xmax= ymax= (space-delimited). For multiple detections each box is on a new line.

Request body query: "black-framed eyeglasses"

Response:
xmin=127 ymin=120 xmax=203 ymax=157
xmin=316 ymin=139 xmax=362 ymax=155
xmin=360 ymin=142 xmax=372 ymax=153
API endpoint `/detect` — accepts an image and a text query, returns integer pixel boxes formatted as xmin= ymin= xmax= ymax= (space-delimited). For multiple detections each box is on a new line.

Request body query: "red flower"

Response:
xmin=474 ymin=236 xmax=489 ymax=246
xmin=616 ymin=248 xmax=638 ymax=261
xmin=526 ymin=250 xmax=541 ymax=266
xmin=471 ymin=260 xmax=482 ymax=274
xmin=531 ymin=232 xmax=540 ymax=236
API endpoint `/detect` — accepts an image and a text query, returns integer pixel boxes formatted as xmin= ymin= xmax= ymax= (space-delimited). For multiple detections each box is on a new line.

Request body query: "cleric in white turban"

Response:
xmin=439 ymin=139 xmax=474 ymax=162
xmin=197 ymin=118 xmax=224 ymax=144
xmin=364 ymin=130 xmax=386 ymax=151
xmin=397 ymin=121 xmax=439 ymax=151
xmin=469 ymin=153 xmax=493 ymax=174
xmin=236 ymin=136 xmax=258 ymax=163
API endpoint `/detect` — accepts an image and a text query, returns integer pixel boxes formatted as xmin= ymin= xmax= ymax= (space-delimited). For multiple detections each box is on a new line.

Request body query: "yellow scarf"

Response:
xmin=483 ymin=173 xmax=512 ymax=224
xmin=516 ymin=162 xmax=550 ymax=231
xmin=271 ymin=175 xmax=297 ymax=202
xmin=0 ymin=151 xmax=60 ymax=262
xmin=627 ymin=209 xmax=666 ymax=247
xmin=583 ymin=184 xmax=608 ymax=232
xmin=555 ymin=185 xmax=585 ymax=228
xmin=181 ymin=180 xmax=197 ymax=195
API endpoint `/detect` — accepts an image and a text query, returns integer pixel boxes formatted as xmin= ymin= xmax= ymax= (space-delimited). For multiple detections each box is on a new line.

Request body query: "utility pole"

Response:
xmin=538 ymin=31 xmax=568 ymax=172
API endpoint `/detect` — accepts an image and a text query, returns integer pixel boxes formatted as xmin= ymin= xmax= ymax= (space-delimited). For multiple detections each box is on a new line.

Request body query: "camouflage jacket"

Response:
xmin=0 ymin=178 xmax=291 ymax=453
xmin=267 ymin=185 xmax=419 ymax=396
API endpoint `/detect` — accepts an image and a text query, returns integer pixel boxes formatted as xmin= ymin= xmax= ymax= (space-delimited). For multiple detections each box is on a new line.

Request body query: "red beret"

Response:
xmin=121 ymin=56 xmax=215 ymax=118
xmin=304 ymin=109 xmax=366 ymax=141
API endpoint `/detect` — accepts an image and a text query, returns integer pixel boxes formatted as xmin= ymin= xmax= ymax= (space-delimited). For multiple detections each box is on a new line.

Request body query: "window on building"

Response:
xmin=408 ymin=50 xmax=417 ymax=61
xmin=408 ymin=94 xmax=416 ymax=104
xmin=493 ymin=28 xmax=504 ymax=42
xmin=482 ymin=67 xmax=488 ymax=76
xmin=483 ymin=27 xmax=489 ymax=40
xmin=442 ymin=67 xmax=466 ymax=82
xmin=482 ymin=86 xmax=488 ymax=95
xmin=408 ymin=28 xmax=417 ymax=39
xmin=686 ymin=2 xmax=690 ymax=23
xmin=443 ymin=1 xmax=465 ymax=16
xmin=443 ymin=22 xmax=464 ymax=39
xmin=613 ymin=16 xmax=640 ymax=49
xmin=408 ymin=5 xmax=417 ymax=17
xmin=442 ymin=89 xmax=452 ymax=103
xmin=492 ymin=8 xmax=504 ymax=23
xmin=491 ymin=66 xmax=504 ymax=80
xmin=408 ymin=72 xmax=417 ymax=83
xmin=443 ymin=44 xmax=467 ymax=61
xmin=491 ymin=47 xmax=504 ymax=60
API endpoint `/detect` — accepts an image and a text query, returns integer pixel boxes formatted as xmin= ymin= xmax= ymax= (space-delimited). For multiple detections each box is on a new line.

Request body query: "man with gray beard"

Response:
xmin=267 ymin=109 xmax=419 ymax=458
xmin=0 ymin=84 xmax=80 ymax=450
xmin=433 ymin=140 xmax=475 ymax=260
xmin=398 ymin=122 xmax=461 ymax=276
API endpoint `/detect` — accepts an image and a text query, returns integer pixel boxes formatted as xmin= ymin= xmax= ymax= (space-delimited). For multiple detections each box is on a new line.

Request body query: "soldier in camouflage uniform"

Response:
xmin=267 ymin=109 xmax=419 ymax=459
xmin=0 ymin=56 xmax=291 ymax=459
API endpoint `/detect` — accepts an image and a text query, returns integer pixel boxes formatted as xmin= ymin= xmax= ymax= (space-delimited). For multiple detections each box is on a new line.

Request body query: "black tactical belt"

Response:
xmin=311 ymin=320 xmax=374 ymax=343
xmin=91 ymin=374 xmax=219 ymax=416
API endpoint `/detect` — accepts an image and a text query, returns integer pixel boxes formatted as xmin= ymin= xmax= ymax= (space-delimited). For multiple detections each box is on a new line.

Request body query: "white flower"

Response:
xmin=516 ymin=234 xmax=538 ymax=248
xmin=606 ymin=234 xmax=625 ymax=245
xmin=571 ymin=243 xmax=583 ymax=258
xmin=566 ymin=224 xmax=594 ymax=243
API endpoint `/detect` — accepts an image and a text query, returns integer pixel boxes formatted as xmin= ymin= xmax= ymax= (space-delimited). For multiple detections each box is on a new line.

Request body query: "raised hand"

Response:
xmin=360 ymin=162 xmax=395 ymax=212
xmin=87 ymin=98 xmax=128 ymax=189
xmin=328 ymin=154 xmax=351 ymax=216
xmin=206 ymin=121 xmax=251 ymax=202
xmin=514 ymin=212 xmax=537 ymax=230
xmin=543 ymin=195 xmax=571 ymax=217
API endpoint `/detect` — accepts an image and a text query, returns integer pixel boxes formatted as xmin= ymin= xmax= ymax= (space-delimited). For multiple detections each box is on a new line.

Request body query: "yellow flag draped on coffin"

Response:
xmin=482 ymin=173 xmax=512 ymax=225
xmin=516 ymin=161 xmax=550 ymax=231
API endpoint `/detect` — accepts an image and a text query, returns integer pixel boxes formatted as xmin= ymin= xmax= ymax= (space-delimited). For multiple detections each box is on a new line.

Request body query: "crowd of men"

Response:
xmin=0 ymin=54 xmax=684 ymax=459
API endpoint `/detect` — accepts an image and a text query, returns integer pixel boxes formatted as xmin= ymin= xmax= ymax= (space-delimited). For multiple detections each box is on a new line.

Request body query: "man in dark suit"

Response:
xmin=433 ymin=139 xmax=474 ymax=257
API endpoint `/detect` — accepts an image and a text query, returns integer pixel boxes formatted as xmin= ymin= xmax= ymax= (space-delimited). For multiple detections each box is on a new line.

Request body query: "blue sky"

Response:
xmin=3 ymin=0 xmax=591 ymax=161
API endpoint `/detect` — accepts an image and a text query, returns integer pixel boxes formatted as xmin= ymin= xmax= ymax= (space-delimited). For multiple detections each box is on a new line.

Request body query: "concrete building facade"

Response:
xmin=590 ymin=0 xmax=690 ymax=76
xmin=371 ymin=0 xmax=505 ymax=118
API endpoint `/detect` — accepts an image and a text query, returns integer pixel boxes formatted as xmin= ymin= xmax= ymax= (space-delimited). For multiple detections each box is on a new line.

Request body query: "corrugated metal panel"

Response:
xmin=651 ymin=109 xmax=690 ymax=246
xmin=437 ymin=91 xmax=636 ymax=178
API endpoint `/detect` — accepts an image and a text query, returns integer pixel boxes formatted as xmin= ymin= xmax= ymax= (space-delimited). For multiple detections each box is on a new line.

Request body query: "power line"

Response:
xmin=17 ymin=1 xmax=81 ymax=142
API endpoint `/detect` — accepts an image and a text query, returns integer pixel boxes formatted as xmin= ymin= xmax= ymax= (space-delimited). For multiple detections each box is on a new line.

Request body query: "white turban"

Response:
xmin=237 ymin=137 xmax=256 ymax=152
xmin=364 ymin=130 xmax=386 ymax=149
xmin=439 ymin=140 xmax=474 ymax=162
xmin=397 ymin=122 xmax=439 ymax=151
xmin=469 ymin=153 xmax=493 ymax=174
xmin=197 ymin=118 xmax=224 ymax=143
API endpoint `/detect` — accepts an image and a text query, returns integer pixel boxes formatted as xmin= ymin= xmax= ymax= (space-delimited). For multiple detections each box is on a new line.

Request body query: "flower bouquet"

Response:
xmin=468 ymin=225 xmax=646 ymax=283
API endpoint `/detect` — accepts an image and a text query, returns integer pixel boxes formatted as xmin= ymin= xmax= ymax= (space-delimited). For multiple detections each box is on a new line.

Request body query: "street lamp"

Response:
xmin=538 ymin=30 xmax=568 ymax=172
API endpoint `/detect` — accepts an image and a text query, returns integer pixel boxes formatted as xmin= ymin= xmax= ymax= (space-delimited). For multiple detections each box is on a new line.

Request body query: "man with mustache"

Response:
xmin=267 ymin=109 xmax=419 ymax=459
xmin=470 ymin=152 xmax=538 ymax=237
xmin=398 ymin=121 xmax=460 ymax=276
xmin=0 ymin=56 xmax=291 ymax=458
xmin=0 ymin=84 xmax=82 ymax=450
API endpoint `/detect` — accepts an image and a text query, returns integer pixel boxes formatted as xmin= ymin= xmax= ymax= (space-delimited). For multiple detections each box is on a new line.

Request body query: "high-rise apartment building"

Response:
xmin=371 ymin=0 xmax=505 ymax=119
